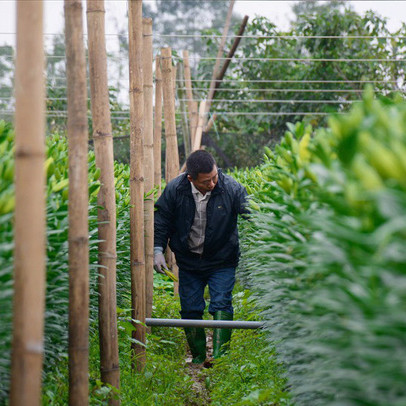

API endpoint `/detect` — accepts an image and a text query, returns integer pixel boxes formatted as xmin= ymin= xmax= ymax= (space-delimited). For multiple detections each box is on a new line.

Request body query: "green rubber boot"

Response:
xmin=184 ymin=327 xmax=206 ymax=364
xmin=212 ymin=311 xmax=233 ymax=359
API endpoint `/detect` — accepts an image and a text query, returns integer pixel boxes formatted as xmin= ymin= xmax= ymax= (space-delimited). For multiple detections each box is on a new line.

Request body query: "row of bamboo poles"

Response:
xmin=9 ymin=0 xmax=215 ymax=404
xmin=10 ymin=0 xmax=244 ymax=403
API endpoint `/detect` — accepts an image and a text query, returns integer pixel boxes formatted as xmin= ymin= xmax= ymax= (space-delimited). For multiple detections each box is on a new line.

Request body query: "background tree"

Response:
xmin=0 ymin=45 xmax=14 ymax=117
xmin=195 ymin=2 xmax=406 ymax=168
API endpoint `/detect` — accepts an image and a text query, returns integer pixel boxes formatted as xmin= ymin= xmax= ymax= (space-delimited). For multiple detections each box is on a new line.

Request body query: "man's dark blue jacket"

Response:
xmin=154 ymin=169 xmax=249 ymax=272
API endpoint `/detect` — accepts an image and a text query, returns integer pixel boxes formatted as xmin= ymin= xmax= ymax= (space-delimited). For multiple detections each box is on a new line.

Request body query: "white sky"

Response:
xmin=0 ymin=1 xmax=404 ymax=48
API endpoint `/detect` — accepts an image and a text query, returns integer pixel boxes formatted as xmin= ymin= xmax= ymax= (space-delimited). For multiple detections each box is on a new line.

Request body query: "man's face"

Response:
xmin=188 ymin=166 xmax=218 ymax=195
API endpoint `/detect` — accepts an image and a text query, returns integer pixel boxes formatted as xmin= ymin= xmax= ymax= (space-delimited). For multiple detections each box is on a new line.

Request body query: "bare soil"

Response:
xmin=185 ymin=331 xmax=213 ymax=405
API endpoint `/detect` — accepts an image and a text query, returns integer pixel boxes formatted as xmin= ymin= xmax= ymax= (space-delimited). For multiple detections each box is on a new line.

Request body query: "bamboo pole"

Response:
xmin=192 ymin=101 xmax=207 ymax=152
xmin=128 ymin=0 xmax=146 ymax=370
xmin=179 ymin=100 xmax=206 ymax=174
xmin=10 ymin=2 xmax=45 ymax=405
xmin=172 ymin=64 xmax=177 ymax=96
xmin=206 ymin=113 xmax=217 ymax=133
xmin=191 ymin=101 xmax=198 ymax=146
xmin=182 ymin=50 xmax=198 ymax=148
xmin=86 ymin=0 xmax=120 ymax=401
xmin=213 ymin=15 xmax=249 ymax=96
xmin=161 ymin=47 xmax=179 ymax=293
xmin=153 ymin=55 xmax=163 ymax=197
xmin=161 ymin=47 xmax=179 ymax=181
xmin=204 ymin=0 xmax=235 ymax=127
xmin=143 ymin=18 xmax=154 ymax=320
xmin=176 ymin=62 xmax=191 ymax=157
xmin=65 ymin=0 xmax=90 ymax=403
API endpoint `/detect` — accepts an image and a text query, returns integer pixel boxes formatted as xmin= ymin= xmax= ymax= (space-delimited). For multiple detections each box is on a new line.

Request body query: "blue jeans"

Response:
xmin=179 ymin=267 xmax=236 ymax=320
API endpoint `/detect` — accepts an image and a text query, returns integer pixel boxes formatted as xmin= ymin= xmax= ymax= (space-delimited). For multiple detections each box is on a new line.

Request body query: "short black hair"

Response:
xmin=186 ymin=150 xmax=216 ymax=180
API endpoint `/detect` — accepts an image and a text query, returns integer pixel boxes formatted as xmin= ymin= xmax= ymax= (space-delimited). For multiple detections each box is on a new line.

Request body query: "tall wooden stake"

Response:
xmin=143 ymin=18 xmax=154 ymax=320
xmin=213 ymin=15 xmax=249 ymax=96
xmin=161 ymin=47 xmax=179 ymax=181
xmin=153 ymin=55 xmax=163 ymax=197
xmin=86 ymin=0 xmax=120 ymax=402
xmin=182 ymin=50 xmax=198 ymax=149
xmin=10 ymin=2 xmax=45 ymax=405
xmin=128 ymin=0 xmax=146 ymax=370
xmin=176 ymin=62 xmax=191 ymax=157
xmin=161 ymin=47 xmax=179 ymax=293
xmin=65 ymin=0 xmax=90 ymax=403
xmin=192 ymin=101 xmax=207 ymax=152
xmin=204 ymin=0 xmax=235 ymax=128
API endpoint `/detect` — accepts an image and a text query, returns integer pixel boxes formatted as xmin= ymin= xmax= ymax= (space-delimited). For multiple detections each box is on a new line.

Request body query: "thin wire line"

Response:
xmin=179 ymin=99 xmax=358 ymax=104
xmin=156 ymin=34 xmax=406 ymax=40
xmin=18 ymin=81 xmax=393 ymax=92
xmin=179 ymin=56 xmax=406 ymax=62
xmin=176 ymin=79 xmax=399 ymax=84
xmin=184 ymin=111 xmax=338 ymax=116
xmin=0 ymin=97 xmax=361 ymax=104
xmin=2 ymin=54 xmax=405 ymax=62
xmin=8 ymin=87 xmax=396 ymax=93
xmin=45 ymin=77 xmax=398 ymax=85
xmin=0 ymin=110 xmax=339 ymax=117
xmin=187 ymin=88 xmax=370 ymax=93
xmin=1 ymin=32 xmax=405 ymax=39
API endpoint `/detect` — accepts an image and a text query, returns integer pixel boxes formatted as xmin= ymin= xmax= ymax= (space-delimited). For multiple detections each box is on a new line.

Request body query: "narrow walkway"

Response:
xmin=185 ymin=331 xmax=213 ymax=405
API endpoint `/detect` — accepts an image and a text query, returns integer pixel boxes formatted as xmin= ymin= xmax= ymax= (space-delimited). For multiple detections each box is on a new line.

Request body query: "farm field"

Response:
xmin=1 ymin=89 xmax=406 ymax=404
xmin=1 ymin=1 xmax=406 ymax=405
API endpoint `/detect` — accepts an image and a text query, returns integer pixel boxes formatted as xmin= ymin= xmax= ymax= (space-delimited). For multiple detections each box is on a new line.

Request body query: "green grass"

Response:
xmin=205 ymin=289 xmax=291 ymax=406
xmin=41 ymin=286 xmax=289 ymax=405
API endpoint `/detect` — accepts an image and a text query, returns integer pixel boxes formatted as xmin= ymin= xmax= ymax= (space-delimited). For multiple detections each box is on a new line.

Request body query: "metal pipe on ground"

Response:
xmin=145 ymin=318 xmax=263 ymax=329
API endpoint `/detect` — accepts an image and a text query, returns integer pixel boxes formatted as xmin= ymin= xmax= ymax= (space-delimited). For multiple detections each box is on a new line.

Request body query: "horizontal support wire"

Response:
xmin=177 ymin=79 xmax=398 ymax=83
xmin=5 ymin=86 xmax=394 ymax=94
xmin=2 ymin=54 xmax=405 ymax=62
xmin=1 ymin=32 xmax=404 ymax=40
xmin=187 ymin=88 xmax=371 ymax=92
xmin=0 ymin=97 xmax=360 ymax=104
xmin=0 ymin=110 xmax=340 ymax=117
xmin=178 ymin=56 xmax=406 ymax=62
xmin=178 ymin=111 xmax=337 ymax=116
xmin=42 ymin=77 xmax=400 ymax=85
xmin=179 ymin=99 xmax=358 ymax=104
xmin=155 ymin=34 xmax=406 ymax=40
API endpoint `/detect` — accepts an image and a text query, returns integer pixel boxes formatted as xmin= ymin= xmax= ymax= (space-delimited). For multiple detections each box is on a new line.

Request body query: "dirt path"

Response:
xmin=185 ymin=331 xmax=213 ymax=405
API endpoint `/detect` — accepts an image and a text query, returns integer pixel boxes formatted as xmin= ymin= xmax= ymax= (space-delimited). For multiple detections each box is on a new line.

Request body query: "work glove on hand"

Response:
xmin=153 ymin=248 xmax=167 ymax=274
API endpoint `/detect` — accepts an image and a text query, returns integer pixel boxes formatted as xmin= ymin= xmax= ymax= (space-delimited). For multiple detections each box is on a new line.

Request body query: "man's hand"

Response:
xmin=153 ymin=248 xmax=167 ymax=274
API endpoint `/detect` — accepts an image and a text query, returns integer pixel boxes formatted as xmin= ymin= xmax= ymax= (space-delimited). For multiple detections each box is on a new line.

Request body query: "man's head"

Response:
xmin=186 ymin=150 xmax=218 ymax=194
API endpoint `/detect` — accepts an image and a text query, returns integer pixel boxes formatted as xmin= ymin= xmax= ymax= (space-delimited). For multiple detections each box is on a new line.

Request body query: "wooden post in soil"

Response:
xmin=10 ymin=2 xmax=45 ymax=405
xmin=161 ymin=48 xmax=180 ymax=180
xmin=182 ymin=50 xmax=198 ymax=149
xmin=204 ymin=0 xmax=235 ymax=129
xmin=143 ymin=18 xmax=154 ymax=320
xmin=153 ymin=55 xmax=163 ymax=197
xmin=65 ymin=0 xmax=90 ymax=403
xmin=128 ymin=0 xmax=146 ymax=370
xmin=192 ymin=100 xmax=207 ymax=152
xmin=179 ymin=100 xmax=206 ymax=173
xmin=161 ymin=47 xmax=179 ymax=294
xmin=172 ymin=64 xmax=177 ymax=96
xmin=86 ymin=0 xmax=120 ymax=401
xmin=176 ymin=62 xmax=191 ymax=157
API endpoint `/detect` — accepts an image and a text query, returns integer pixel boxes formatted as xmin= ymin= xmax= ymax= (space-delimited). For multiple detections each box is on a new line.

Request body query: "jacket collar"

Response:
xmin=177 ymin=168 xmax=225 ymax=196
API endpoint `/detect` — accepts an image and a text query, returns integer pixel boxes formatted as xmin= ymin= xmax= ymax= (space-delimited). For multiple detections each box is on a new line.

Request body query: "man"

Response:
xmin=153 ymin=150 xmax=249 ymax=364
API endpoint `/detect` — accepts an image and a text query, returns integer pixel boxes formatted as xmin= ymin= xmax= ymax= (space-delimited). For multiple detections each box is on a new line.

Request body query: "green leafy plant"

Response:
xmin=238 ymin=89 xmax=406 ymax=405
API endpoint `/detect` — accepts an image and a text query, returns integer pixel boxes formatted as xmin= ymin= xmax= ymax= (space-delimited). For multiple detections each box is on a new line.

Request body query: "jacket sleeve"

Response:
xmin=235 ymin=183 xmax=250 ymax=217
xmin=154 ymin=185 xmax=176 ymax=251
